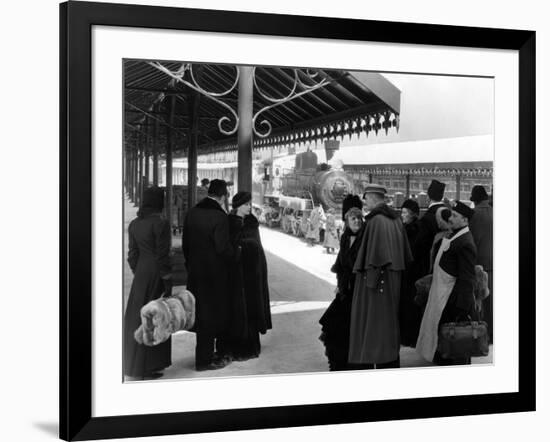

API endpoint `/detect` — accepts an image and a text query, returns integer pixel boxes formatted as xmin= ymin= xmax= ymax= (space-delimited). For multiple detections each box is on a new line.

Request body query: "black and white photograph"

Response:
xmin=123 ymin=60 xmax=494 ymax=381
xmin=2 ymin=0 xmax=544 ymax=440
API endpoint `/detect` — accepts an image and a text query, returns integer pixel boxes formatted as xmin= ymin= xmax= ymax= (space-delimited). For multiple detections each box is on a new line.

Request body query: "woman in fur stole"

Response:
xmin=222 ymin=191 xmax=272 ymax=361
xmin=124 ymin=186 xmax=172 ymax=380
xmin=319 ymin=195 xmax=364 ymax=371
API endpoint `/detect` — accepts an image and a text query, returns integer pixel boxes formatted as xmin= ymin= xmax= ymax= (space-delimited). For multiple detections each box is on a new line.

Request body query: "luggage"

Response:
xmin=438 ymin=320 xmax=489 ymax=359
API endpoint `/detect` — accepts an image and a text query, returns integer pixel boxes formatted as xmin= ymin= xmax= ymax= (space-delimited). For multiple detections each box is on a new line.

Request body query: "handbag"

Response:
xmin=437 ymin=318 xmax=489 ymax=359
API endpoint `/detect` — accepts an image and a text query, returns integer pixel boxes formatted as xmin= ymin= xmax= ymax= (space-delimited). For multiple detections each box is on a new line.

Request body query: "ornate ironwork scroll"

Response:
xmin=252 ymin=68 xmax=331 ymax=138
xmin=148 ymin=62 xmax=240 ymax=136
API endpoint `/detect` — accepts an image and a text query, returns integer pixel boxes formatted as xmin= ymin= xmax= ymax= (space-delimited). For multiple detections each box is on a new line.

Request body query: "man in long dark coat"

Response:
xmin=182 ymin=179 xmax=235 ymax=371
xmin=348 ymin=184 xmax=412 ymax=369
xmin=415 ymin=179 xmax=447 ymax=277
xmin=469 ymin=185 xmax=493 ymax=342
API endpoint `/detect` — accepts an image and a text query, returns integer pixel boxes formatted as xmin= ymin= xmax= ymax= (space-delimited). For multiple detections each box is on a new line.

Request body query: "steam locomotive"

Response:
xmin=275 ymin=150 xmax=354 ymax=211
xmin=255 ymin=150 xmax=353 ymax=232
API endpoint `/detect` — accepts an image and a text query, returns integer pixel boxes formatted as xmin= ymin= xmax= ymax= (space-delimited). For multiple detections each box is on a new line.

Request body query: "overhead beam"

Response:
xmin=125 ymin=101 xmax=187 ymax=137
xmin=125 ymin=86 xmax=187 ymax=94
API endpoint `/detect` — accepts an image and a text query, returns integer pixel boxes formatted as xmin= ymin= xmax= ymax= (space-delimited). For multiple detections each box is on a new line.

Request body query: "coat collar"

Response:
xmin=196 ymin=197 xmax=226 ymax=213
xmin=475 ymin=200 xmax=491 ymax=209
xmin=426 ymin=202 xmax=445 ymax=213
xmin=449 ymin=226 xmax=470 ymax=241
xmin=365 ymin=203 xmax=398 ymax=221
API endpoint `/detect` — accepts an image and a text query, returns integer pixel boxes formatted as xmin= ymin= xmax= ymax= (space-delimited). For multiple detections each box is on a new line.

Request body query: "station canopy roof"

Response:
xmin=124 ymin=60 xmax=401 ymax=157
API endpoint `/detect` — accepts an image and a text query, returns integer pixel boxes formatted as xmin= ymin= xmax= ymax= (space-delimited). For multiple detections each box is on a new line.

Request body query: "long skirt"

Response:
xmin=348 ymin=270 xmax=401 ymax=364
xmin=124 ymin=257 xmax=171 ymax=378
xmin=319 ymin=294 xmax=353 ymax=370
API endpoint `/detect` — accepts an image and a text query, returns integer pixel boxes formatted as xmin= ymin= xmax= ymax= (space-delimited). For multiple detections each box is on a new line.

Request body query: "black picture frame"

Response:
xmin=60 ymin=1 xmax=536 ymax=440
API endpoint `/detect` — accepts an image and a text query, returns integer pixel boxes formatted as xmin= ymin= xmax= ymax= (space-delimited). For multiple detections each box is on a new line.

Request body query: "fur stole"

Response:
xmin=134 ymin=288 xmax=196 ymax=346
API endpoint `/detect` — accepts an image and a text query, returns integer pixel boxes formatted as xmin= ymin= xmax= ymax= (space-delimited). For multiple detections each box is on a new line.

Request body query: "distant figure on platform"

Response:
xmin=200 ymin=178 xmax=210 ymax=189
xmin=469 ymin=185 xmax=493 ymax=342
xmin=182 ymin=179 xmax=235 ymax=371
xmin=416 ymin=201 xmax=478 ymax=365
xmin=415 ymin=179 xmax=447 ymax=278
xmin=124 ymin=186 xmax=172 ymax=380
xmin=225 ymin=191 xmax=272 ymax=361
xmin=399 ymin=198 xmax=424 ymax=347
xmin=306 ymin=204 xmax=326 ymax=246
xmin=323 ymin=208 xmax=340 ymax=254
xmin=319 ymin=203 xmax=364 ymax=371
xmin=348 ymin=184 xmax=412 ymax=369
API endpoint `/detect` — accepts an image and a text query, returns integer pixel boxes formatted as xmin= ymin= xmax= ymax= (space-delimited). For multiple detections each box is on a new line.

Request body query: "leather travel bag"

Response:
xmin=438 ymin=320 xmax=489 ymax=359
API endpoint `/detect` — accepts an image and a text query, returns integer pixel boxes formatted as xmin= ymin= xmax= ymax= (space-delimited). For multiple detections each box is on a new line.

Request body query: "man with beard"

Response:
xmin=348 ymin=184 xmax=412 ymax=369
xmin=182 ymin=179 xmax=235 ymax=371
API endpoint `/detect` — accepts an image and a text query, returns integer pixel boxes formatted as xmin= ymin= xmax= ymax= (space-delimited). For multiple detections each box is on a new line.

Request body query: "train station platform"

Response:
xmin=123 ymin=196 xmax=492 ymax=381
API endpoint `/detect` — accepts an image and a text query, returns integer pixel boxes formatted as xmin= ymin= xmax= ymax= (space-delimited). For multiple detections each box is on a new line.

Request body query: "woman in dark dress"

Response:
xmin=124 ymin=186 xmax=172 ymax=380
xmin=399 ymin=198 xmax=423 ymax=347
xmin=319 ymin=196 xmax=364 ymax=371
xmin=225 ymin=191 xmax=272 ymax=361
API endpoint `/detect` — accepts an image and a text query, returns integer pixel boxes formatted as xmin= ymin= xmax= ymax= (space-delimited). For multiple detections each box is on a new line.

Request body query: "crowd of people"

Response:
xmin=319 ymin=179 xmax=493 ymax=370
xmin=124 ymin=181 xmax=272 ymax=378
xmin=123 ymin=177 xmax=493 ymax=379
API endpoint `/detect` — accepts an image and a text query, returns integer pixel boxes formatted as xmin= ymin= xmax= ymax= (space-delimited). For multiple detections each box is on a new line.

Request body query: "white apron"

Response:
xmin=416 ymin=227 xmax=469 ymax=362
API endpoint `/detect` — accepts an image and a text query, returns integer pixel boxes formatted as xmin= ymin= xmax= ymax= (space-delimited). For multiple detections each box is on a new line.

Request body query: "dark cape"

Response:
xmin=124 ymin=213 xmax=172 ymax=378
xmin=319 ymin=225 xmax=364 ymax=371
xmin=348 ymin=204 xmax=412 ymax=365
xmin=226 ymin=213 xmax=272 ymax=358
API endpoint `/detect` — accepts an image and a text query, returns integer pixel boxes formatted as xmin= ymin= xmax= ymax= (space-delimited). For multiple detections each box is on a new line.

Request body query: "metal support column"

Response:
xmin=124 ymin=149 xmax=130 ymax=197
xmin=188 ymin=93 xmax=200 ymax=209
xmin=165 ymin=96 xmax=175 ymax=233
xmin=152 ymin=105 xmax=159 ymax=186
xmin=144 ymin=117 xmax=150 ymax=188
xmin=129 ymin=149 xmax=134 ymax=202
xmin=132 ymin=147 xmax=139 ymax=206
xmin=137 ymin=136 xmax=144 ymax=207
xmin=237 ymin=65 xmax=254 ymax=193
xmin=405 ymin=173 xmax=410 ymax=198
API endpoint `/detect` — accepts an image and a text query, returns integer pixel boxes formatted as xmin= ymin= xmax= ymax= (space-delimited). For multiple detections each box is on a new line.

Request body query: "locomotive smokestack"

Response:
xmin=324 ymin=140 xmax=340 ymax=161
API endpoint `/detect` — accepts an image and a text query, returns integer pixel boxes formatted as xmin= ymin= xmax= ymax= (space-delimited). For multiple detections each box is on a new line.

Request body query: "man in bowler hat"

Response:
xmin=469 ymin=184 xmax=493 ymax=342
xmin=415 ymin=179 xmax=447 ymax=277
xmin=182 ymin=179 xmax=235 ymax=371
xmin=348 ymin=184 xmax=412 ymax=369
